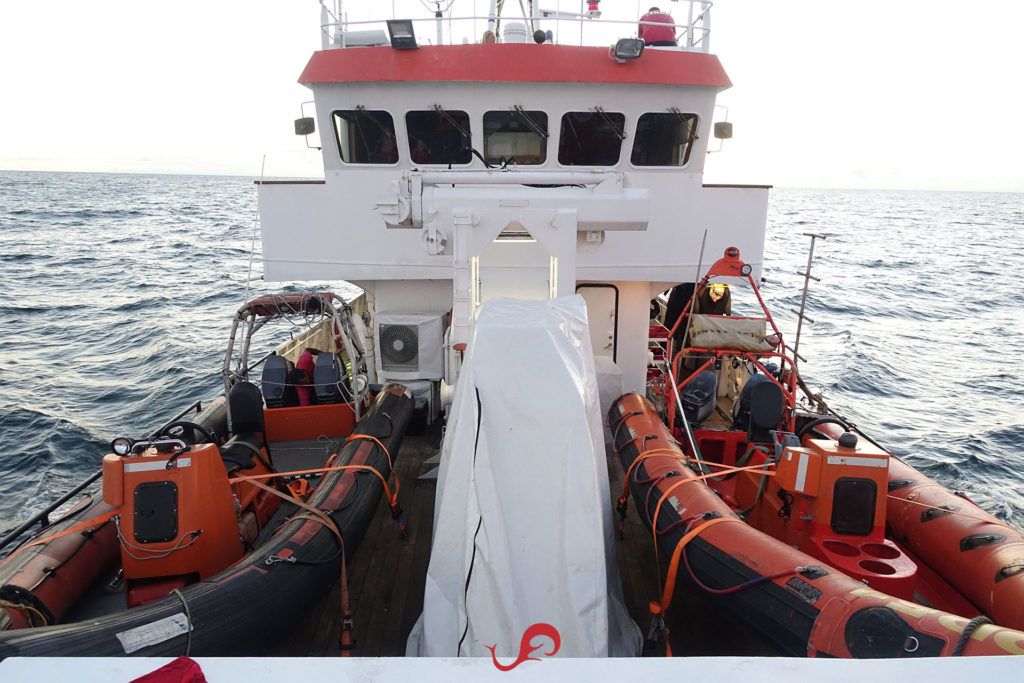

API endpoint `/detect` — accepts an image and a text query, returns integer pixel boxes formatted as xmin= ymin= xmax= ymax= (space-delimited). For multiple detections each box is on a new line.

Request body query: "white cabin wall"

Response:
xmin=580 ymin=184 xmax=769 ymax=283
xmin=261 ymin=81 xmax=769 ymax=285
xmin=259 ymin=76 xmax=769 ymax=395
xmin=354 ymin=279 xmax=453 ymax=316
xmin=260 ymin=180 xmax=453 ymax=281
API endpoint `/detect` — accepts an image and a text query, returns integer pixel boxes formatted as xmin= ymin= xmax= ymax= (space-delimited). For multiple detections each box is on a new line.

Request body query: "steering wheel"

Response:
xmin=159 ymin=421 xmax=217 ymax=446
xmin=796 ymin=416 xmax=852 ymax=441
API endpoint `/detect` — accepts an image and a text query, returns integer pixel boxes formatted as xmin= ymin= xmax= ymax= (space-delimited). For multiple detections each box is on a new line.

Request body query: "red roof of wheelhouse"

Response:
xmin=299 ymin=44 xmax=732 ymax=87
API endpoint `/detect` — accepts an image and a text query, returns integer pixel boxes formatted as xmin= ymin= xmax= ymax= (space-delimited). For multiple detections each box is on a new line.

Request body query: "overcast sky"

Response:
xmin=1 ymin=1 xmax=1021 ymax=191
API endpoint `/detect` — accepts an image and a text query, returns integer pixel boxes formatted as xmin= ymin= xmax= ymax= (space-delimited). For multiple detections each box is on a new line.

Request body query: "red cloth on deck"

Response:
xmin=129 ymin=657 xmax=207 ymax=683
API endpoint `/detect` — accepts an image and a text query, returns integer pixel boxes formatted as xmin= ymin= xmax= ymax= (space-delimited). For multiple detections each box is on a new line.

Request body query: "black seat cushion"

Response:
xmin=747 ymin=379 xmax=785 ymax=443
xmin=228 ymin=381 xmax=265 ymax=436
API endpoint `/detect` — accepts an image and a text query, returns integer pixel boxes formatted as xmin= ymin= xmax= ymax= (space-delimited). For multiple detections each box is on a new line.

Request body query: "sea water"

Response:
xmin=0 ymin=171 xmax=1021 ymax=538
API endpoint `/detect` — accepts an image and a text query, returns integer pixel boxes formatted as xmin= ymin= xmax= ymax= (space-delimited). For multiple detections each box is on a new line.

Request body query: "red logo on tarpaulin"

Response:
xmin=486 ymin=623 xmax=561 ymax=671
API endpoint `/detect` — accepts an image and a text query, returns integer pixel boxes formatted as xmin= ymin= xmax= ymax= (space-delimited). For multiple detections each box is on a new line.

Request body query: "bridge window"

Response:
xmin=332 ymin=109 xmax=398 ymax=164
xmin=405 ymin=110 xmax=472 ymax=165
xmin=630 ymin=112 xmax=699 ymax=166
xmin=483 ymin=109 xmax=548 ymax=165
xmin=558 ymin=111 xmax=625 ymax=166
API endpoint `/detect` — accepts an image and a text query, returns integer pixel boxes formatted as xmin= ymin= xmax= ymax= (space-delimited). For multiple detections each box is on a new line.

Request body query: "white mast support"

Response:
xmin=451 ymin=209 xmax=475 ymax=351
xmin=320 ymin=0 xmax=344 ymax=49
xmin=687 ymin=1 xmax=695 ymax=50
xmin=488 ymin=0 xmax=498 ymax=33
xmin=446 ymin=202 xmax=580 ymax=351
xmin=702 ymin=2 xmax=711 ymax=52
xmin=321 ymin=3 xmax=331 ymax=50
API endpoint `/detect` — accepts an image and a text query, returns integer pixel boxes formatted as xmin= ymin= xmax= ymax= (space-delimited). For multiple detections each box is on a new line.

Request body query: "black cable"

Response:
xmin=457 ymin=388 xmax=485 ymax=656
xmin=457 ymin=516 xmax=484 ymax=656
xmin=463 ymin=146 xmax=494 ymax=169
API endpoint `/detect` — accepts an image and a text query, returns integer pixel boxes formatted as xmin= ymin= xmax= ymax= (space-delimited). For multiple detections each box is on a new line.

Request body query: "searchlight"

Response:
xmin=387 ymin=20 xmax=418 ymax=49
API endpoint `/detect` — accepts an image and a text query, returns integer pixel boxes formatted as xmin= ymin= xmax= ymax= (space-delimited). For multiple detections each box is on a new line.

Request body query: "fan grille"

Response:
xmin=379 ymin=324 xmax=419 ymax=369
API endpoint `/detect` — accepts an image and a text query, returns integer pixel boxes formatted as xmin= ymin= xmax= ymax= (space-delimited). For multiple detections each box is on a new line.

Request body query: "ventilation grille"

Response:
xmin=379 ymin=324 xmax=420 ymax=371
xmin=374 ymin=313 xmax=446 ymax=381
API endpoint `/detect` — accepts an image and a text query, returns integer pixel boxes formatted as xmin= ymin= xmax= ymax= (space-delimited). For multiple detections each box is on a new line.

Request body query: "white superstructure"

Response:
xmin=258 ymin=1 xmax=768 ymax=412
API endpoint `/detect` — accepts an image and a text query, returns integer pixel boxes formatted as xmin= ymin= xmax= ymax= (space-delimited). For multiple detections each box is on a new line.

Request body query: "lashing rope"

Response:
xmin=677 ymin=517 xmax=803 ymax=595
xmin=0 ymin=598 xmax=49 ymax=627
xmin=241 ymin=476 xmax=355 ymax=655
xmin=230 ymin=435 xmax=405 ymax=654
xmin=345 ymin=434 xmax=399 ymax=486
xmin=615 ymin=446 xmax=684 ymax=534
xmin=951 ymin=615 xmax=993 ymax=656
xmin=341 ymin=434 xmax=406 ymax=534
xmin=646 ymin=516 xmax=744 ymax=656
xmin=611 ymin=411 xmax=796 ymax=656
xmin=14 ymin=509 xmax=117 ymax=552
xmin=649 ymin=464 xmax=775 ymax=570
xmin=230 ymin=464 xmax=396 ymax=508
xmin=230 ymin=447 xmax=405 ymax=536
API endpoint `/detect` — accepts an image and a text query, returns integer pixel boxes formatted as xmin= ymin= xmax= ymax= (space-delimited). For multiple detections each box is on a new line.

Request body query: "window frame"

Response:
xmin=331 ymin=109 xmax=399 ymax=165
xmin=629 ymin=112 xmax=700 ymax=168
xmin=557 ymin=110 xmax=626 ymax=167
xmin=405 ymin=109 xmax=473 ymax=166
xmin=482 ymin=109 xmax=549 ymax=166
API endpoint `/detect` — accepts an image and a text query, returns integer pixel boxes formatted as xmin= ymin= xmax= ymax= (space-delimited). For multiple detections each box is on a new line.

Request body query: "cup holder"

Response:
xmin=859 ymin=559 xmax=897 ymax=575
xmin=861 ymin=542 xmax=900 ymax=559
xmin=822 ymin=539 xmax=859 ymax=557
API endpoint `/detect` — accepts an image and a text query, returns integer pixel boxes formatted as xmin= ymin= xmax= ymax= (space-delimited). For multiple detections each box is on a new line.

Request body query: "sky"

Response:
xmin=1 ymin=0 xmax=1021 ymax=191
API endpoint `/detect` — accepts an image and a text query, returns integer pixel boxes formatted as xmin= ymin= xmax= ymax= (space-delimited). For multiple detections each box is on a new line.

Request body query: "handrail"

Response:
xmin=320 ymin=2 xmax=713 ymax=53
xmin=0 ymin=470 xmax=102 ymax=555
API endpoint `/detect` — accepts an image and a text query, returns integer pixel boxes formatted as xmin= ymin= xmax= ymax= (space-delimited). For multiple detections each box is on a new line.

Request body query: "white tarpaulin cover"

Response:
xmin=407 ymin=296 xmax=641 ymax=657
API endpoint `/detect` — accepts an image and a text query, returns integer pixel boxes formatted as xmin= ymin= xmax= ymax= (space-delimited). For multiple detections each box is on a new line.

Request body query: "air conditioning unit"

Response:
xmin=374 ymin=313 xmax=446 ymax=381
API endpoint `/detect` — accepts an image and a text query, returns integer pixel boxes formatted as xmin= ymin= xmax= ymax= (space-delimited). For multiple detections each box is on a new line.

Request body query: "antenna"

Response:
xmin=790 ymin=233 xmax=826 ymax=368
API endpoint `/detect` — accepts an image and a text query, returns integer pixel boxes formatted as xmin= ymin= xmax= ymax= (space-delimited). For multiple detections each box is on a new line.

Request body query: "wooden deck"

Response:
xmin=275 ymin=422 xmax=773 ymax=657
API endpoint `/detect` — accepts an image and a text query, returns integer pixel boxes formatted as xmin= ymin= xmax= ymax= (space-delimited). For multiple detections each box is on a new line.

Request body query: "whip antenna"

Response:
xmin=243 ymin=155 xmax=267 ymax=305
xmin=791 ymin=232 xmax=826 ymax=368
xmin=679 ymin=228 xmax=708 ymax=353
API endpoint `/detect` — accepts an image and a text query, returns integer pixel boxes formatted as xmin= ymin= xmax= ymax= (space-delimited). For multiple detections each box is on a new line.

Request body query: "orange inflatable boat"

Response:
xmin=621 ymin=247 xmax=1024 ymax=656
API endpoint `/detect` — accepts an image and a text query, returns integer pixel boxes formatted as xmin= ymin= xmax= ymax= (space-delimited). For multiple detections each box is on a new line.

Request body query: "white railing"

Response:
xmin=318 ymin=1 xmax=712 ymax=53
